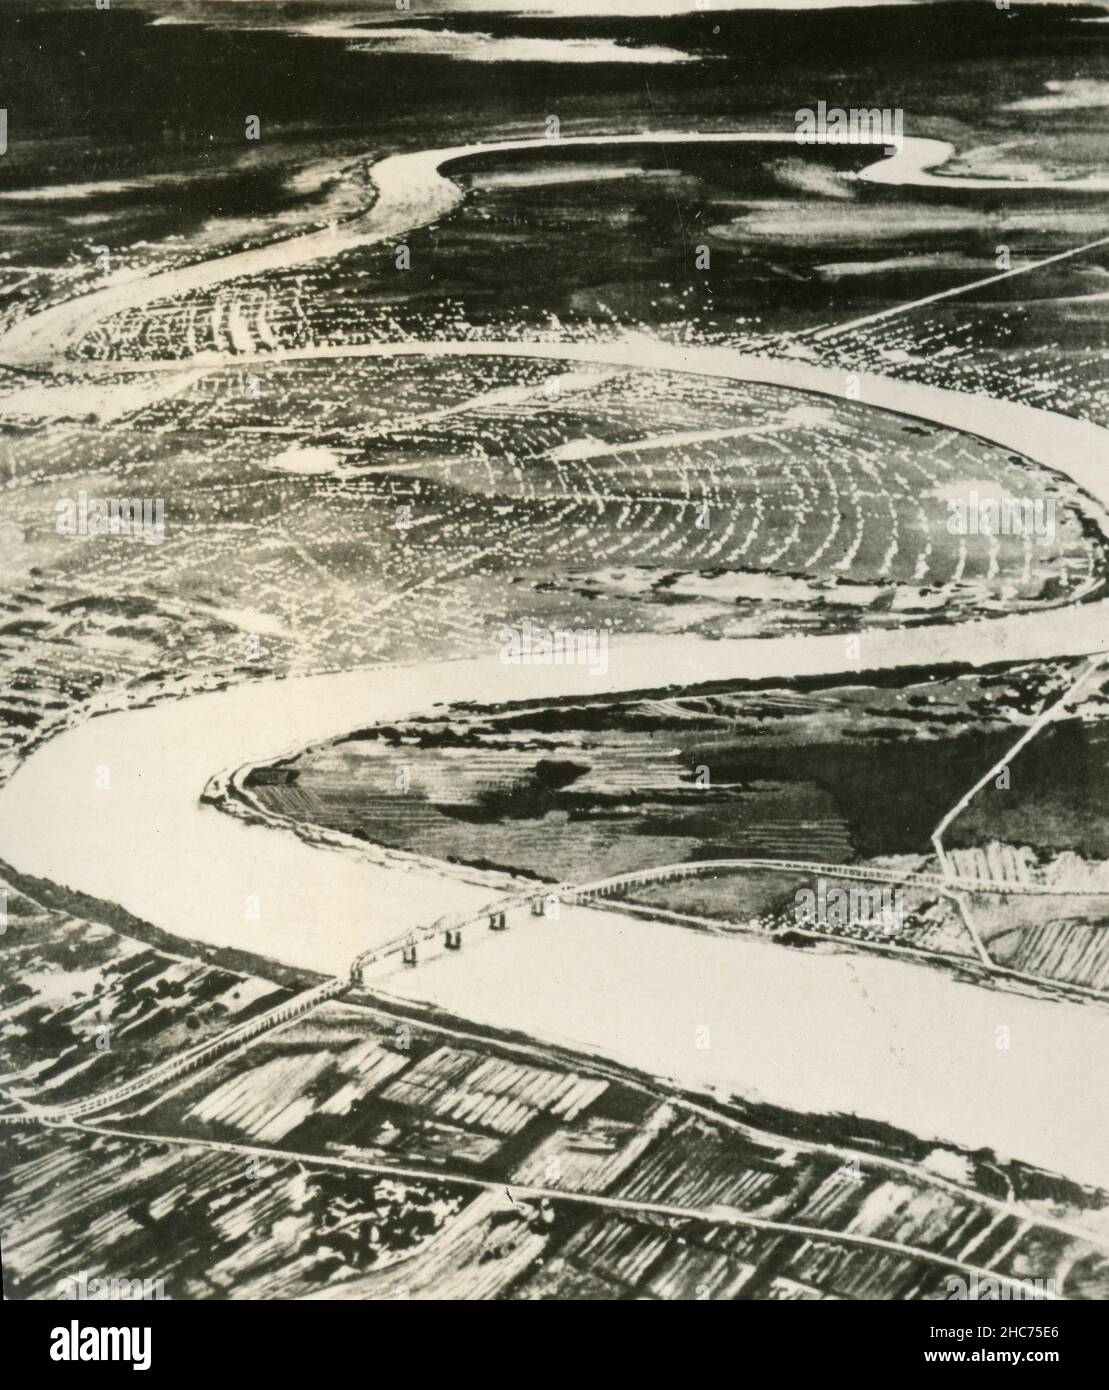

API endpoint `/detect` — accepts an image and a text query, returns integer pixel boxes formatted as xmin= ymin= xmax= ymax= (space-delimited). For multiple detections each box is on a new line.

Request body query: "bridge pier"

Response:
xmin=402 ymin=942 xmax=418 ymax=966
xmin=489 ymin=910 xmax=507 ymax=931
xmin=444 ymin=928 xmax=463 ymax=950
xmin=531 ymin=893 xmax=560 ymax=918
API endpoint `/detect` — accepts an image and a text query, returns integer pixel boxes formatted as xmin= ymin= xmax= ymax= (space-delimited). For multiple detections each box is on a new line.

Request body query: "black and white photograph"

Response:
xmin=0 ymin=0 xmax=1106 ymax=1350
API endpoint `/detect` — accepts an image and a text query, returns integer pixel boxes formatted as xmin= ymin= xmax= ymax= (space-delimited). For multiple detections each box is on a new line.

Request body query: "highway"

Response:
xmin=11 ymin=979 xmax=1105 ymax=1264
xmin=2 ymin=125 xmax=1109 ymax=1196
xmin=57 ymin=1115 xmax=1060 ymax=1300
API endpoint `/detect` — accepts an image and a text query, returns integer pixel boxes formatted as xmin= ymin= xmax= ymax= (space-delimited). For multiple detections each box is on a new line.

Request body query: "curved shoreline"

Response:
xmin=3 ymin=131 xmax=1109 ymax=1187
xmin=2 ymin=340 xmax=1106 ymax=972
xmin=5 ymin=127 xmax=1107 ymax=373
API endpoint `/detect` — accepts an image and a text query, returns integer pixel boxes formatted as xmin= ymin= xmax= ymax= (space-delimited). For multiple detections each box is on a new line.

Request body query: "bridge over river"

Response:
xmin=3 ymin=123 xmax=1109 ymax=1185
xmin=349 ymin=855 xmax=1109 ymax=983
xmin=27 ymin=853 xmax=1105 ymax=1124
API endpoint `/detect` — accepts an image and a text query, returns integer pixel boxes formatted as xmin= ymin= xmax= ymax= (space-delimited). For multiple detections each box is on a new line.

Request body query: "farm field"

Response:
xmin=1 ymin=0 xmax=1108 ymax=1312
